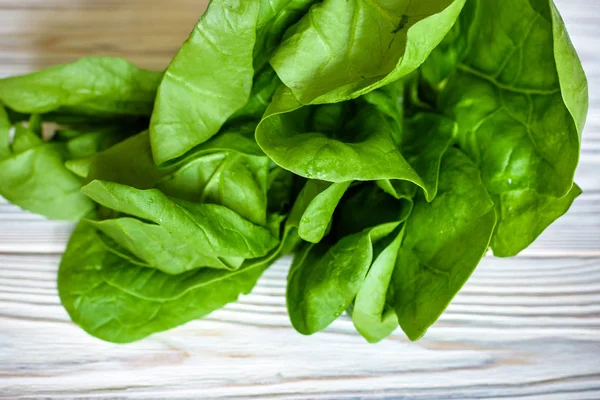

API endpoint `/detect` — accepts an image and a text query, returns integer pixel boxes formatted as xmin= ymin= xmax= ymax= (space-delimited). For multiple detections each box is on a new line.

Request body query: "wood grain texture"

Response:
xmin=0 ymin=0 xmax=599 ymax=399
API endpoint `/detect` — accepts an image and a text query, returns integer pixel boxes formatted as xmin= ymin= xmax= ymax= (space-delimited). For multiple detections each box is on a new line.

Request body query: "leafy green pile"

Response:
xmin=0 ymin=0 xmax=587 ymax=343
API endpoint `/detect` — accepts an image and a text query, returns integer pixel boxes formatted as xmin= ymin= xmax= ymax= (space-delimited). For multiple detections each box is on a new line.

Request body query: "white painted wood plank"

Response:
xmin=0 ymin=0 xmax=599 ymax=398
xmin=1 ymin=255 xmax=600 ymax=399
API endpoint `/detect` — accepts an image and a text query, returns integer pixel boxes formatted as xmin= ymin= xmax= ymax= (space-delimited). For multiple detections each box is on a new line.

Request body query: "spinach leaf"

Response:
xmin=150 ymin=0 xmax=320 ymax=164
xmin=287 ymin=180 xmax=352 ymax=243
xmin=392 ymin=149 xmax=496 ymax=340
xmin=0 ymin=105 xmax=10 ymax=159
xmin=85 ymin=131 xmax=160 ymax=189
xmin=0 ymin=110 xmax=94 ymax=220
xmin=11 ymin=123 xmax=43 ymax=153
xmin=85 ymin=125 xmax=272 ymax=225
xmin=332 ymin=182 xmax=413 ymax=237
xmin=267 ymin=167 xmax=296 ymax=215
xmin=0 ymin=0 xmax=585 ymax=345
xmin=0 ymin=57 xmax=161 ymax=118
xmin=0 ymin=144 xmax=94 ymax=220
xmin=166 ymin=152 xmax=269 ymax=226
xmin=81 ymin=180 xmax=278 ymax=259
xmin=270 ymin=0 xmax=466 ymax=104
xmin=491 ymin=184 xmax=581 ymax=256
xmin=149 ymin=0 xmax=261 ymax=164
xmin=424 ymin=0 xmax=587 ymax=255
xmin=257 ymin=88 xmax=454 ymax=201
xmin=287 ymin=221 xmax=400 ymax=335
xmin=287 ymin=181 xmax=412 ymax=335
xmin=89 ymin=219 xmax=243 ymax=274
xmin=58 ymin=221 xmax=290 ymax=343
xmin=352 ymin=228 xmax=404 ymax=343
xmin=63 ymin=126 xmax=131 ymax=177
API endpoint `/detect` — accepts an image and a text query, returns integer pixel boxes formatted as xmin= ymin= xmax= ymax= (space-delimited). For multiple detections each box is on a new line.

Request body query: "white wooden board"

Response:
xmin=1 ymin=0 xmax=599 ymax=398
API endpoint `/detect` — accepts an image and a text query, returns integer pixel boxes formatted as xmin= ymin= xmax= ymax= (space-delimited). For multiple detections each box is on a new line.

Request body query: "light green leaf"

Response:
xmin=149 ymin=0 xmax=261 ymax=164
xmin=270 ymin=0 xmax=465 ymax=104
xmin=85 ymin=131 xmax=161 ymax=189
xmin=11 ymin=123 xmax=42 ymax=154
xmin=58 ymin=222 xmax=288 ymax=343
xmin=86 ymin=127 xmax=273 ymax=226
xmin=149 ymin=0 xmax=319 ymax=165
xmin=0 ymin=57 xmax=161 ymax=117
xmin=81 ymin=180 xmax=278 ymax=259
xmin=89 ymin=218 xmax=242 ymax=273
xmin=257 ymin=89 xmax=421 ymax=183
xmin=195 ymin=153 xmax=269 ymax=226
xmin=0 ymin=105 xmax=10 ymax=159
xmin=0 ymin=141 xmax=93 ymax=220
xmin=288 ymin=180 xmax=352 ymax=243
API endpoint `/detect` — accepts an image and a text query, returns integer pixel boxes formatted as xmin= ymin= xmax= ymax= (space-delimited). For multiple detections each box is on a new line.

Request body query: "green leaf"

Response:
xmin=267 ymin=167 xmax=295 ymax=215
xmin=254 ymin=0 xmax=321 ymax=70
xmin=392 ymin=149 xmax=496 ymax=340
xmin=257 ymin=88 xmax=419 ymax=181
xmin=85 ymin=131 xmax=161 ymax=189
xmin=86 ymin=125 xmax=274 ymax=227
xmin=229 ymin=66 xmax=280 ymax=122
xmin=64 ymin=129 xmax=127 ymax=160
xmin=270 ymin=0 xmax=466 ymax=104
xmin=89 ymin=218 xmax=242 ymax=273
xmin=288 ymin=180 xmax=352 ymax=243
xmin=11 ymin=123 xmax=42 ymax=153
xmin=352 ymin=228 xmax=404 ymax=343
xmin=0 ymin=105 xmax=10 ymax=159
xmin=149 ymin=0 xmax=319 ymax=164
xmin=363 ymin=79 xmax=404 ymax=142
xmin=492 ymin=184 xmax=582 ymax=257
xmin=287 ymin=221 xmax=400 ymax=335
xmin=64 ymin=158 xmax=92 ymax=178
xmin=0 ymin=118 xmax=94 ymax=220
xmin=257 ymin=88 xmax=454 ymax=201
xmin=149 ymin=0 xmax=261 ymax=164
xmin=28 ymin=114 xmax=42 ymax=137
xmin=0 ymin=141 xmax=93 ymax=220
xmin=0 ymin=57 xmax=161 ymax=117
xmin=82 ymin=180 xmax=278 ymax=259
xmin=332 ymin=182 xmax=414 ymax=237
xmin=400 ymin=113 xmax=455 ymax=200
xmin=426 ymin=0 xmax=588 ymax=254
xmin=58 ymin=221 xmax=288 ymax=343
xmin=190 ymin=153 xmax=269 ymax=226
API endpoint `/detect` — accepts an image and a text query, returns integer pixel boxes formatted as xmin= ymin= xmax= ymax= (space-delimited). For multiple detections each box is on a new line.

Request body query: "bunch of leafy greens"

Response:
xmin=0 ymin=0 xmax=586 ymax=343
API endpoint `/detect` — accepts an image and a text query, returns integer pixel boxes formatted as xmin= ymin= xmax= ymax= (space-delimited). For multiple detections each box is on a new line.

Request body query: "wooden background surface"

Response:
xmin=1 ymin=1 xmax=599 ymax=398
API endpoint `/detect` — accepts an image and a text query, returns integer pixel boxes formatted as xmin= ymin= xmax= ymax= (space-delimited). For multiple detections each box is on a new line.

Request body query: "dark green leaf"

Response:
xmin=287 ymin=221 xmax=399 ymax=335
xmin=392 ymin=149 xmax=496 ymax=340
xmin=426 ymin=0 xmax=588 ymax=255
xmin=492 ymin=184 xmax=582 ymax=257
xmin=352 ymin=228 xmax=404 ymax=343
xmin=288 ymin=180 xmax=352 ymax=243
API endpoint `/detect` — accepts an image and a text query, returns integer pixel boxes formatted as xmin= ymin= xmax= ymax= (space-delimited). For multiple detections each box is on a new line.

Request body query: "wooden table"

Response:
xmin=1 ymin=1 xmax=599 ymax=398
